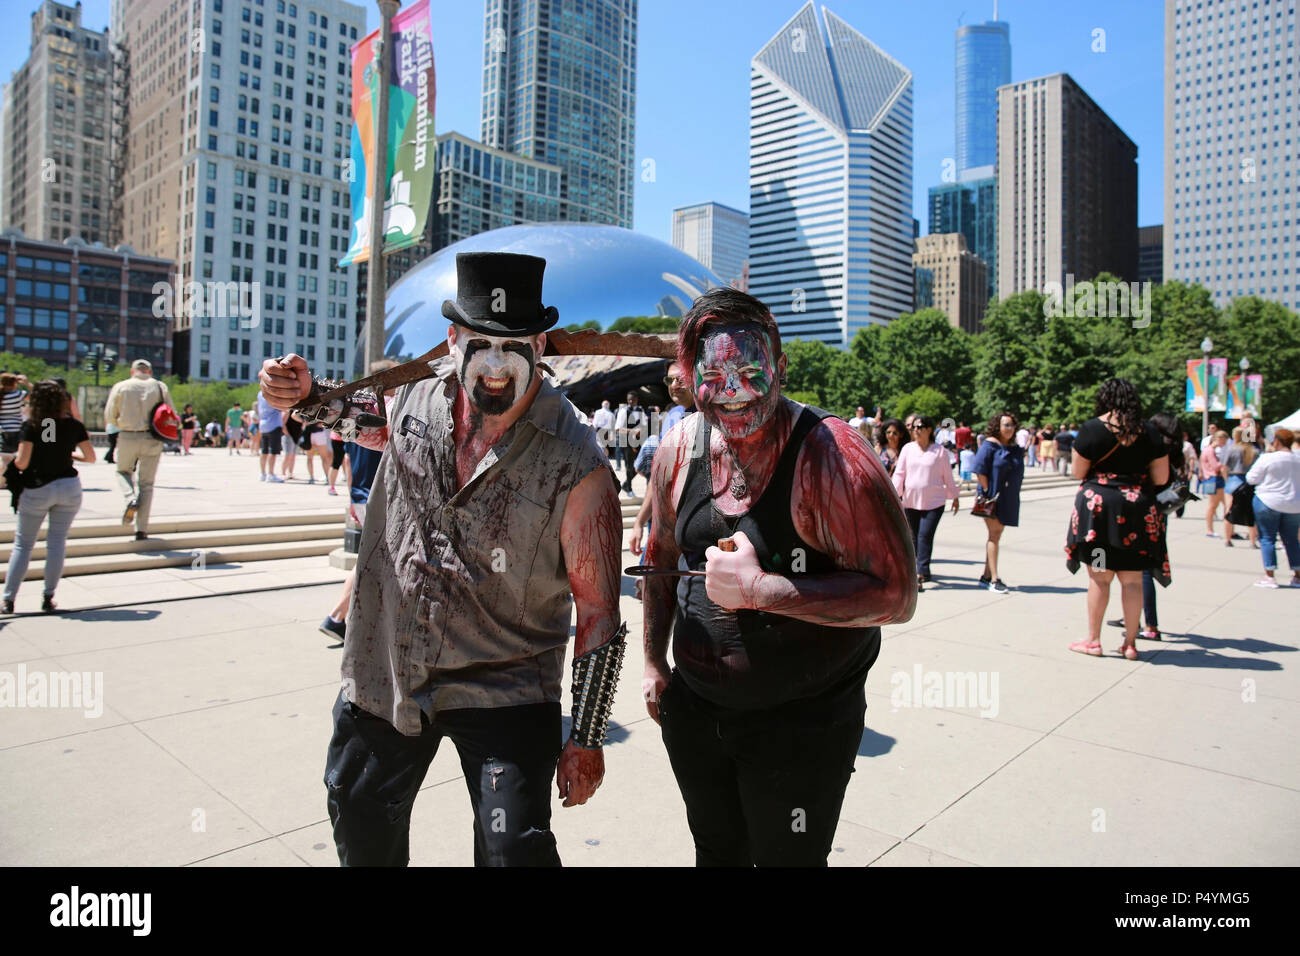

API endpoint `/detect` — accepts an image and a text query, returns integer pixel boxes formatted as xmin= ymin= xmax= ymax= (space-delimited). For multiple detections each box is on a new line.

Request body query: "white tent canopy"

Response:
xmin=1265 ymin=408 xmax=1300 ymax=438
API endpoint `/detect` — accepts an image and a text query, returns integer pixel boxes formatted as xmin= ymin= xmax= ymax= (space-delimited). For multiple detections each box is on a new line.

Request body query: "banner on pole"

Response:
xmin=338 ymin=0 xmax=436 ymax=268
xmin=1244 ymin=374 xmax=1262 ymax=418
xmin=1185 ymin=358 xmax=1228 ymax=413
xmin=1227 ymin=374 xmax=1246 ymax=418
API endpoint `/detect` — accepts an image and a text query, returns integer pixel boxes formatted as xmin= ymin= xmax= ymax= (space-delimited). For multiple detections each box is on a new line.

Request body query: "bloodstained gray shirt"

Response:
xmin=341 ymin=361 xmax=614 ymax=735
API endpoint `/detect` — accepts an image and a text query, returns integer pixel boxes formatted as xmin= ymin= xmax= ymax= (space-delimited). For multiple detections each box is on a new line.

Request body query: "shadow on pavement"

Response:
xmin=61 ymin=608 xmax=162 ymax=623
xmin=858 ymin=726 xmax=896 ymax=757
xmin=561 ymin=715 xmax=632 ymax=746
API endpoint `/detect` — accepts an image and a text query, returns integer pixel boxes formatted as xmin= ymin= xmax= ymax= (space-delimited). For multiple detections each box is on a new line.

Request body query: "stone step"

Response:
xmin=0 ymin=509 xmax=344 ymax=544
xmin=0 ymin=522 xmax=346 ymax=564
xmin=4 ymin=536 xmax=343 ymax=582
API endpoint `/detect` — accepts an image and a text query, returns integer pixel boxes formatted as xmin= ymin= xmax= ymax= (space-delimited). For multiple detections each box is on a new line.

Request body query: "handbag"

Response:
xmin=969 ymin=488 xmax=999 ymax=518
xmin=1156 ymin=479 xmax=1198 ymax=515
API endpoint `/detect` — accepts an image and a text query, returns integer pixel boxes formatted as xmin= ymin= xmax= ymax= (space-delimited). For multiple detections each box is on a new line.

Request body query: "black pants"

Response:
xmin=905 ymin=505 xmax=944 ymax=577
xmin=618 ymin=444 xmax=639 ymax=490
xmin=1142 ymin=569 xmax=1158 ymax=628
xmin=324 ymin=693 xmax=563 ymax=866
xmin=659 ymin=672 xmax=864 ymax=866
xmin=105 ymin=431 xmax=119 ymax=463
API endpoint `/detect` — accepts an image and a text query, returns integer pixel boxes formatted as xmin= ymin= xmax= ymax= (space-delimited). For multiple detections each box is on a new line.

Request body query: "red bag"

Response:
xmin=148 ymin=383 xmax=180 ymax=442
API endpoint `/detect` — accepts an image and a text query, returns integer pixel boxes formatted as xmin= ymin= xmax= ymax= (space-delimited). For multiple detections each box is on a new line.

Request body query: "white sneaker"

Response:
xmin=1254 ymin=577 xmax=1280 ymax=589
xmin=259 ymin=474 xmax=267 ymax=481
xmin=267 ymin=475 xmax=285 ymax=483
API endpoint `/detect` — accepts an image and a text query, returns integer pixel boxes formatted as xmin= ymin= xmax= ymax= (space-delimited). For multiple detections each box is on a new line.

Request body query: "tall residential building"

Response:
xmin=671 ymin=201 xmax=749 ymax=287
xmin=954 ymin=16 xmax=1010 ymax=176
xmin=3 ymin=1 xmax=113 ymax=244
xmin=912 ymin=232 xmax=988 ymax=334
xmin=928 ymin=168 xmax=997 ymax=301
xmin=481 ymin=0 xmax=636 ymax=228
xmin=997 ymin=73 xmax=1138 ymax=299
xmin=1138 ymin=224 xmax=1163 ymax=285
xmin=115 ymin=0 xmax=365 ymax=383
xmin=1164 ymin=0 xmax=1296 ymax=312
xmin=749 ymin=2 xmax=914 ymax=346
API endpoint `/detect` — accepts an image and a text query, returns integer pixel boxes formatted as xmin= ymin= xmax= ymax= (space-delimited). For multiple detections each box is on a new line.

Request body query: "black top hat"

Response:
xmin=441 ymin=252 xmax=559 ymax=337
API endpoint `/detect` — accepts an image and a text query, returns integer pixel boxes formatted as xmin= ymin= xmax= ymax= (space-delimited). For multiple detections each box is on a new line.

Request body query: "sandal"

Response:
xmin=1069 ymin=640 xmax=1102 ymax=657
xmin=1116 ymin=643 xmax=1139 ymax=660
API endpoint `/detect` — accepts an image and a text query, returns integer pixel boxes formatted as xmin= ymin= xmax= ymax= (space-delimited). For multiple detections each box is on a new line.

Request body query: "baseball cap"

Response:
xmin=131 ymin=359 xmax=152 ymax=370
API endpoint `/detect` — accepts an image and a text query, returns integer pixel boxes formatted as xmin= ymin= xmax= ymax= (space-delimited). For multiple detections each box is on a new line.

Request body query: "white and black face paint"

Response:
xmin=451 ymin=331 xmax=537 ymax=416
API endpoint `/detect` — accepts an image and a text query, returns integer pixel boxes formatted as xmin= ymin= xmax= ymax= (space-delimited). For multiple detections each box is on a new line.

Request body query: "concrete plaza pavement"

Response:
xmin=1 ymin=447 xmax=1298 ymax=866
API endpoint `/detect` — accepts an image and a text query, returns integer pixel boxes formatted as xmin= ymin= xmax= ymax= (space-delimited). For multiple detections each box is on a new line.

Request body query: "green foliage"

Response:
xmin=889 ymin=385 xmax=950 ymax=420
xmin=784 ymin=390 xmax=821 ymax=406
xmin=562 ymin=320 xmax=602 ymax=333
xmin=608 ymin=315 xmax=680 ymax=334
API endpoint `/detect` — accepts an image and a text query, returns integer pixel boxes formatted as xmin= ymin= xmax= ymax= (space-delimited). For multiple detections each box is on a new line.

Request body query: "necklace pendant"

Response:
xmin=729 ymin=472 xmax=748 ymax=498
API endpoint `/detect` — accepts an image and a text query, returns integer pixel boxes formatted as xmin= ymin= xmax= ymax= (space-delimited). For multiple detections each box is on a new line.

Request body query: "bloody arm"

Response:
xmin=554 ymin=462 xmax=624 ymax=808
xmin=705 ymin=419 xmax=916 ymax=627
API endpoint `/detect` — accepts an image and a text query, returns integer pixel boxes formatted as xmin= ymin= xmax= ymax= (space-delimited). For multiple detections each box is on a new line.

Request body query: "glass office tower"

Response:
xmin=954 ymin=18 xmax=1010 ymax=176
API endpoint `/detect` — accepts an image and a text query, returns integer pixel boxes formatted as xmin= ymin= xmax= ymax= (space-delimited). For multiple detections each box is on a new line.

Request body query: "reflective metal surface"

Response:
xmin=379 ymin=223 xmax=723 ymax=361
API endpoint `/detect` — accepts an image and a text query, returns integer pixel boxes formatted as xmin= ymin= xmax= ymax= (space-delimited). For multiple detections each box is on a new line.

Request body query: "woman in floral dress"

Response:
xmin=1064 ymin=379 xmax=1170 ymax=660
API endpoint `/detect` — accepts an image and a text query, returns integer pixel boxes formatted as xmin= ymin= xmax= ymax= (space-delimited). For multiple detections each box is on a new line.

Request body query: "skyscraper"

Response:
xmin=672 ymin=202 xmax=749 ymax=288
xmin=749 ymin=2 xmax=914 ymax=346
xmin=3 ymin=1 xmax=114 ymax=244
xmin=997 ymin=73 xmax=1138 ymax=299
xmin=1164 ymin=0 xmax=1296 ymax=312
xmin=954 ymin=15 xmax=1010 ymax=176
xmin=912 ymin=232 xmax=988 ymax=334
xmin=929 ymin=171 xmax=997 ymax=302
xmin=115 ymin=0 xmax=366 ymax=383
xmin=481 ymin=0 xmax=636 ymax=228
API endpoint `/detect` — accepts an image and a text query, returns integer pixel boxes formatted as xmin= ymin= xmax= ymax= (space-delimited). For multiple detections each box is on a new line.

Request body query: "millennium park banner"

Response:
xmin=338 ymin=0 xmax=435 ymax=267
xmin=1227 ymin=373 xmax=1263 ymax=419
xmin=1185 ymin=358 xmax=1228 ymax=414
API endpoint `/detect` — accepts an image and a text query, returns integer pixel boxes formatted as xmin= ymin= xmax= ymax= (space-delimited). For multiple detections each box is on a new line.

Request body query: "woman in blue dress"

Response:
xmin=972 ymin=411 xmax=1026 ymax=593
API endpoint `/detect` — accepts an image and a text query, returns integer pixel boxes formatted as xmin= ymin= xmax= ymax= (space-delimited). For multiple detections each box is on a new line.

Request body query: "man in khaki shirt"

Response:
xmin=103 ymin=359 xmax=172 ymax=539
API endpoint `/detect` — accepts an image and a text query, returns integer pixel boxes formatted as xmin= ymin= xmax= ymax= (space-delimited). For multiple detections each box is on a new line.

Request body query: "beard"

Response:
xmin=469 ymin=378 xmax=518 ymax=416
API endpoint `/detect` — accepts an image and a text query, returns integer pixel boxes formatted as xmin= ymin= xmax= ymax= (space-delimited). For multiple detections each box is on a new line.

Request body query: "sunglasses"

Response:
xmin=908 ymin=424 xmax=927 ymax=431
xmin=663 ymin=376 xmax=686 ymax=387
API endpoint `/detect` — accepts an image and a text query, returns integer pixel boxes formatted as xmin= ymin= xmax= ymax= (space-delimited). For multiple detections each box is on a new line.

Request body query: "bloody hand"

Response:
xmin=704 ymin=530 xmax=767 ymax=610
xmin=556 ymin=739 xmax=604 ymax=807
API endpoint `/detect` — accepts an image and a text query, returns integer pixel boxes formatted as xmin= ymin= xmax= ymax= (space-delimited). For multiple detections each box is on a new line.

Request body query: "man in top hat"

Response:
xmin=259 ymin=252 xmax=624 ymax=867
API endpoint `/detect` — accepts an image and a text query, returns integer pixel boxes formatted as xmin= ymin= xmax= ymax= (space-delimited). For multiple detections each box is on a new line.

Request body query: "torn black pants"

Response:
xmin=324 ymin=692 xmax=563 ymax=866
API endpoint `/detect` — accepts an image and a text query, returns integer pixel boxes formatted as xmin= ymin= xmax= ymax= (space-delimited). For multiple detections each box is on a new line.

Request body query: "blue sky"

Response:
xmin=2 ymin=0 xmax=1165 ymax=243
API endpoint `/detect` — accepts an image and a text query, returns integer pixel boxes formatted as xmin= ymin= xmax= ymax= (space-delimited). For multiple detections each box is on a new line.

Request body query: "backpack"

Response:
xmin=148 ymin=382 xmax=181 ymax=442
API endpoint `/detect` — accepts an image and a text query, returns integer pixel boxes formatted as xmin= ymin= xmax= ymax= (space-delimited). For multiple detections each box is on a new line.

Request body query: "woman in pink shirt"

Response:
xmin=893 ymin=414 xmax=961 ymax=591
xmin=1200 ymin=430 xmax=1228 ymax=537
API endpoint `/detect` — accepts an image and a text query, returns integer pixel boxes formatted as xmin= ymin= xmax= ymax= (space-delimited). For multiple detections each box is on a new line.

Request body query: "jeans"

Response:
xmin=4 ymin=476 xmax=82 ymax=602
xmin=324 ymin=693 xmax=563 ymax=867
xmin=1253 ymin=498 xmax=1300 ymax=572
xmin=114 ymin=432 xmax=163 ymax=533
xmin=659 ymin=671 xmax=864 ymax=866
xmin=904 ymin=506 xmax=944 ymax=577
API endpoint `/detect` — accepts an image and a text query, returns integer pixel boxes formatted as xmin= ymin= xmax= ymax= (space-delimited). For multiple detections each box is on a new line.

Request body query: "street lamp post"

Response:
xmin=1200 ymin=337 xmax=1213 ymax=443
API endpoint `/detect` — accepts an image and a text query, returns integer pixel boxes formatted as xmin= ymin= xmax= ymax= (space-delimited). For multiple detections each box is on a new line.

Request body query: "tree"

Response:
xmin=608 ymin=315 xmax=680 ymax=334
xmin=889 ymin=385 xmax=950 ymax=420
xmin=851 ymin=310 xmax=976 ymax=421
xmin=562 ymin=320 xmax=602 ymax=333
xmin=1219 ymin=296 xmax=1300 ymax=422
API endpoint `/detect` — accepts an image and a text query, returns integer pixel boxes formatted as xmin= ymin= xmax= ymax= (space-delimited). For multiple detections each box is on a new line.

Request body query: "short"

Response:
xmin=310 ymin=430 xmax=330 ymax=448
xmin=960 ymin=469 xmax=974 ymax=482
xmin=331 ymin=437 xmax=346 ymax=470
xmin=1199 ymin=476 xmax=1225 ymax=493
xmin=1224 ymin=474 xmax=1245 ymax=495
xmin=260 ymin=427 xmax=283 ymax=455
xmin=0 ymin=430 xmax=20 ymax=455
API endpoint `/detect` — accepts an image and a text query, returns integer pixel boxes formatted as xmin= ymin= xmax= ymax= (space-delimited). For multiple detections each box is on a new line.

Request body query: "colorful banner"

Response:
xmin=1244 ymin=374 xmax=1262 ymax=418
xmin=1185 ymin=358 xmax=1228 ymax=413
xmin=338 ymin=0 xmax=436 ymax=267
xmin=1227 ymin=374 xmax=1246 ymax=419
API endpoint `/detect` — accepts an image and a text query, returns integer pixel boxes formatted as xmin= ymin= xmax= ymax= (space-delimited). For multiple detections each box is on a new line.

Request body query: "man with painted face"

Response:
xmin=640 ymin=288 xmax=917 ymax=867
xmin=258 ymin=252 xmax=624 ymax=867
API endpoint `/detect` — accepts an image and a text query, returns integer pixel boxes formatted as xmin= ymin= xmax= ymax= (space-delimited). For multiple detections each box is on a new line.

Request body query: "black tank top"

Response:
xmin=672 ymin=406 xmax=880 ymax=711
